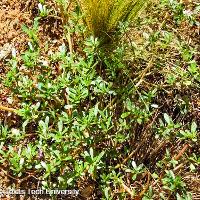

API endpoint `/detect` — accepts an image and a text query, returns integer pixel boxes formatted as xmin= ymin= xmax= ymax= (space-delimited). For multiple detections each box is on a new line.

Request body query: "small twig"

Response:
xmin=115 ymin=111 xmax=158 ymax=169
xmin=0 ymin=105 xmax=17 ymax=113
xmin=46 ymin=15 xmax=62 ymax=20
xmin=134 ymin=171 xmax=151 ymax=200
xmin=173 ymin=143 xmax=189 ymax=161
xmin=18 ymin=174 xmax=38 ymax=186
xmin=148 ymin=140 xmax=168 ymax=159
xmin=135 ymin=58 xmax=153 ymax=87
xmin=153 ymin=144 xmax=189 ymax=187
xmin=0 ymin=166 xmax=19 ymax=181
xmin=121 ymin=182 xmax=134 ymax=198
xmin=63 ymin=91 xmax=72 ymax=116
xmin=173 ymin=163 xmax=184 ymax=173
xmin=139 ymin=171 xmax=150 ymax=197
xmin=66 ymin=31 xmax=73 ymax=55
xmin=21 ymin=0 xmax=32 ymax=12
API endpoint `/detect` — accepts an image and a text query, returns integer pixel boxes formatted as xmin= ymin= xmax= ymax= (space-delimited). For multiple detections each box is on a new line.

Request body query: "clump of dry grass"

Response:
xmin=77 ymin=0 xmax=149 ymax=39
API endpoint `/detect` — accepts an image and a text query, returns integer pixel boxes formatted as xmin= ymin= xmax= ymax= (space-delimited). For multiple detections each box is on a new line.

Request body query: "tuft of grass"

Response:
xmin=77 ymin=0 xmax=149 ymax=40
